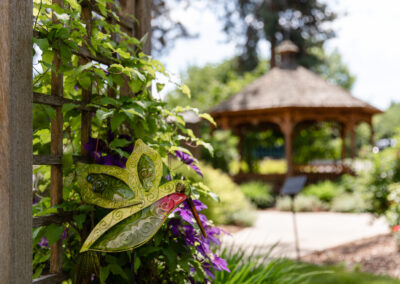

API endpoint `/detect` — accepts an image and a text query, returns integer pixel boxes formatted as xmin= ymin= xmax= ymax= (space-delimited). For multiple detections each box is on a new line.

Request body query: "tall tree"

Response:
xmin=152 ymin=0 xmax=196 ymax=55
xmin=220 ymin=0 xmax=337 ymax=72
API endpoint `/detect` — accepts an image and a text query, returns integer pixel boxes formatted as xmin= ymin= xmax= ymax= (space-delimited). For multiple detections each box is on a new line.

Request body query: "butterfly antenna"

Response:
xmin=187 ymin=197 xmax=207 ymax=238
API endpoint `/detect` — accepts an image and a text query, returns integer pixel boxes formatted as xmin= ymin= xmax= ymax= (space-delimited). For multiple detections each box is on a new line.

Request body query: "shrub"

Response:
xmin=201 ymin=164 xmax=256 ymax=226
xmin=330 ymin=193 xmax=369 ymax=213
xmin=258 ymin=158 xmax=287 ymax=174
xmin=240 ymin=181 xmax=274 ymax=208
xmin=302 ymin=180 xmax=343 ymax=203
xmin=276 ymin=195 xmax=329 ymax=212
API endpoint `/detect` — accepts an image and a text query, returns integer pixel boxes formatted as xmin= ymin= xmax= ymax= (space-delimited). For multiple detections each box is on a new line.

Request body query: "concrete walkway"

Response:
xmin=222 ymin=210 xmax=389 ymax=259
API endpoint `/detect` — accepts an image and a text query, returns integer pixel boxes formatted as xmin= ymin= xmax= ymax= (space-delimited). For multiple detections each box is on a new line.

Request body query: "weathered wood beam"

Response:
xmin=33 ymin=213 xmax=73 ymax=228
xmin=0 ymin=0 xmax=33 ymax=283
xmin=33 ymin=155 xmax=90 ymax=165
xmin=80 ymin=2 xmax=93 ymax=156
xmin=33 ymin=92 xmax=94 ymax=111
xmin=50 ymin=0 xmax=64 ymax=274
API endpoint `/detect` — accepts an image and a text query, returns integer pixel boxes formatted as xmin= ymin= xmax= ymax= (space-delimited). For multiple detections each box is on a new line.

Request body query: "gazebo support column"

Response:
xmin=281 ymin=121 xmax=294 ymax=176
xmin=340 ymin=124 xmax=347 ymax=160
xmin=233 ymin=128 xmax=244 ymax=173
xmin=350 ymin=123 xmax=356 ymax=159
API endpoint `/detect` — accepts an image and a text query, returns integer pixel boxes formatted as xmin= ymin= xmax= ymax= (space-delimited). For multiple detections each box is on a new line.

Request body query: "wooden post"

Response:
xmin=340 ymin=124 xmax=347 ymax=160
xmin=120 ymin=0 xmax=152 ymax=97
xmin=133 ymin=0 xmax=152 ymax=55
xmin=281 ymin=119 xmax=294 ymax=176
xmin=50 ymin=0 xmax=64 ymax=273
xmin=233 ymin=128 xmax=244 ymax=173
xmin=0 ymin=0 xmax=33 ymax=283
xmin=80 ymin=1 xmax=92 ymax=155
xmin=350 ymin=123 xmax=356 ymax=159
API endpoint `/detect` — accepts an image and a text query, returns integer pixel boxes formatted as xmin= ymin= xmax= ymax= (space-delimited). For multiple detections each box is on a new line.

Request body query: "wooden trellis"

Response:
xmin=1 ymin=1 xmax=151 ymax=283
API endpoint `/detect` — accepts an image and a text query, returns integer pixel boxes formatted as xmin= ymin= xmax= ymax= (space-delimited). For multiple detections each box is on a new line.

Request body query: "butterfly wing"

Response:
xmin=80 ymin=180 xmax=187 ymax=252
xmin=76 ymin=163 xmax=143 ymax=209
xmin=81 ymin=193 xmax=186 ymax=252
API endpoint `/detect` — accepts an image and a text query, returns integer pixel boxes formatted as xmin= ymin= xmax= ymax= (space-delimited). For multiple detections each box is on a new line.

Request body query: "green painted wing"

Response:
xmin=76 ymin=139 xmax=188 ymax=252
xmin=82 ymin=193 xmax=186 ymax=252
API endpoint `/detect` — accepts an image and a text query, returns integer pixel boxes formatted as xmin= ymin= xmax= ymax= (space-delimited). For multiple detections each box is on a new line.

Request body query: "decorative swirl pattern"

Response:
xmin=77 ymin=139 xmax=190 ymax=253
xmin=89 ymin=193 xmax=186 ymax=252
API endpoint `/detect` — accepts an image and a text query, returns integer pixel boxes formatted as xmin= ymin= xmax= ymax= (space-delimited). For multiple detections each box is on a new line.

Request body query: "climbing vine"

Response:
xmin=32 ymin=0 xmax=225 ymax=283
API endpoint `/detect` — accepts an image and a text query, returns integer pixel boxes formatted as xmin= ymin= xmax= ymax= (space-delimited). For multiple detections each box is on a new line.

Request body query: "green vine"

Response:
xmin=32 ymin=0 xmax=219 ymax=282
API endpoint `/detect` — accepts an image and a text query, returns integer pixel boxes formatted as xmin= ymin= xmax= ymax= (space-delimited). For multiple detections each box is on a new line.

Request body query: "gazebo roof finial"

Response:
xmin=275 ymin=40 xmax=299 ymax=70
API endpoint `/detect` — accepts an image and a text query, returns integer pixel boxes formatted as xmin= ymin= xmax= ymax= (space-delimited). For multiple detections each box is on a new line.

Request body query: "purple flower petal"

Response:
xmin=175 ymin=150 xmax=194 ymax=165
xmin=189 ymin=164 xmax=203 ymax=177
xmin=183 ymin=199 xmax=207 ymax=212
xmin=33 ymin=195 xmax=39 ymax=205
xmin=202 ymin=263 xmax=215 ymax=279
xmin=210 ymin=254 xmax=230 ymax=272
xmin=39 ymin=237 xmax=49 ymax=248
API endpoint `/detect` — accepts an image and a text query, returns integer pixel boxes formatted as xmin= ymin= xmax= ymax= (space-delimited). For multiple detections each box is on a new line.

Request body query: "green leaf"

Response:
xmin=123 ymin=108 xmax=144 ymax=119
xmin=54 ymin=12 xmax=70 ymax=21
xmin=199 ymin=113 xmax=217 ymax=126
xmin=109 ymin=263 xmax=128 ymax=280
xmin=73 ymin=214 xmax=86 ymax=229
xmin=134 ymin=253 xmax=141 ymax=273
xmin=110 ymin=113 xmax=126 ymax=132
xmin=196 ymin=141 xmax=214 ymax=156
xmin=78 ymin=74 xmax=91 ymax=90
xmin=116 ymin=48 xmax=131 ymax=59
xmin=181 ymin=84 xmax=191 ymax=98
xmin=164 ymin=248 xmax=178 ymax=271
xmin=156 ymin=83 xmax=165 ymax=92
xmin=59 ymin=44 xmax=72 ymax=61
xmin=77 ymin=62 xmax=94 ymax=73
xmin=33 ymin=38 xmax=49 ymax=51
xmin=62 ymin=153 xmax=73 ymax=173
xmin=99 ymin=266 xmax=110 ymax=284
xmin=66 ymin=0 xmax=80 ymax=10
xmin=96 ymin=109 xmax=114 ymax=121
xmin=62 ymin=103 xmax=78 ymax=113
xmin=44 ymin=224 xmax=64 ymax=245
xmin=109 ymin=138 xmax=131 ymax=149
xmin=42 ymin=105 xmax=56 ymax=120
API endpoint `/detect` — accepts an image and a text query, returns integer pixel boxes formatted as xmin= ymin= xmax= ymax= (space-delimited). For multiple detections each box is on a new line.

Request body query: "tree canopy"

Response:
xmin=166 ymin=47 xmax=355 ymax=112
xmin=218 ymin=0 xmax=337 ymax=72
xmin=374 ymin=102 xmax=400 ymax=139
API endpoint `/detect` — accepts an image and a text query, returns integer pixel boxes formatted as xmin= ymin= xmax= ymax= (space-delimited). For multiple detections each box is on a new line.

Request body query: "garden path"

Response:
xmin=221 ymin=210 xmax=389 ymax=259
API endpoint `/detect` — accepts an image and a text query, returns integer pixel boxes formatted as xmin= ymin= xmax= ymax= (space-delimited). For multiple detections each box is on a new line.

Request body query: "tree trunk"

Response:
xmin=270 ymin=36 xmax=276 ymax=68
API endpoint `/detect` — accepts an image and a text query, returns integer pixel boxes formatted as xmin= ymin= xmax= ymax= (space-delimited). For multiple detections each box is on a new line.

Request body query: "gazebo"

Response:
xmin=211 ymin=40 xmax=381 ymax=183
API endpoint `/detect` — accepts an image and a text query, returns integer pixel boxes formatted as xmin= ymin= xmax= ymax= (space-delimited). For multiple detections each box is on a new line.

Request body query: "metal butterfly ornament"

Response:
xmin=75 ymin=139 xmax=206 ymax=253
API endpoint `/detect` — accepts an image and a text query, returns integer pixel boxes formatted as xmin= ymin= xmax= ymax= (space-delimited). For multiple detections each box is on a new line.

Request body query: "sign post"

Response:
xmin=280 ymin=176 xmax=307 ymax=260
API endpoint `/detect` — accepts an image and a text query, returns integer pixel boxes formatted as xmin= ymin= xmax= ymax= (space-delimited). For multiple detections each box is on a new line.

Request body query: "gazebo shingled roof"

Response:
xmin=212 ymin=66 xmax=380 ymax=114
xmin=211 ymin=40 xmax=382 ymax=177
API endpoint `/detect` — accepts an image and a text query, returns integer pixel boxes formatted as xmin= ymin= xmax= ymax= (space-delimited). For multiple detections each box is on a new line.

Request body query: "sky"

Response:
xmin=158 ymin=0 xmax=400 ymax=110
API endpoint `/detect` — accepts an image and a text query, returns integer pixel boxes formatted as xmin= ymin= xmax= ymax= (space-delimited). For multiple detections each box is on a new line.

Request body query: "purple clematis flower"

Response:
xmin=168 ymin=199 xmax=230 ymax=279
xmin=84 ymin=134 xmax=134 ymax=168
xmin=175 ymin=151 xmax=203 ymax=177
xmin=39 ymin=237 xmax=49 ymax=248
xmin=62 ymin=230 xmax=67 ymax=240
xmin=33 ymin=195 xmax=39 ymax=205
